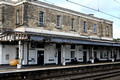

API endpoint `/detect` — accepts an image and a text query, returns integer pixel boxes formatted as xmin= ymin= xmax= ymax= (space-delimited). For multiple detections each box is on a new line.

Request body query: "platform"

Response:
xmin=0 ymin=61 xmax=120 ymax=74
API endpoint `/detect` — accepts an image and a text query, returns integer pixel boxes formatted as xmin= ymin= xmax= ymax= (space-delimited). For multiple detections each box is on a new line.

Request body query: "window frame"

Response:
xmin=56 ymin=15 xmax=61 ymax=28
xmin=71 ymin=51 xmax=75 ymax=59
xmin=106 ymin=26 xmax=109 ymax=36
xmin=16 ymin=10 xmax=20 ymax=24
xmin=93 ymin=24 xmax=96 ymax=33
xmin=71 ymin=18 xmax=74 ymax=30
xmin=16 ymin=48 xmax=19 ymax=59
xmin=83 ymin=21 xmax=86 ymax=32
xmin=39 ymin=11 xmax=44 ymax=26
xmin=6 ymin=54 xmax=9 ymax=60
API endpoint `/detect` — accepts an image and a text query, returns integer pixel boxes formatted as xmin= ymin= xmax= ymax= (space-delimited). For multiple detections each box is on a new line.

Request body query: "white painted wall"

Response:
xmin=29 ymin=49 xmax=37 ymax=65
xmin=2 ymin=45 xmax=16 ymax=64
xmin=22 ymin=43 xmax=120 ymax=65
xmin=44 ymin=43 xmax=56 ymax=64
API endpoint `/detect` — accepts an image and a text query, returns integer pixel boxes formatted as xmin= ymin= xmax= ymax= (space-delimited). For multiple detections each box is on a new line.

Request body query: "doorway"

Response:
xmin=58 ymin=51 xmax=61 ymax=64
xmin=83 ymin=51 xmax=87 ymax=63
xmin=37 ymin=51 xmax=44 ymax=65
xmin=94 ymin=51 xmax=97 ymax=58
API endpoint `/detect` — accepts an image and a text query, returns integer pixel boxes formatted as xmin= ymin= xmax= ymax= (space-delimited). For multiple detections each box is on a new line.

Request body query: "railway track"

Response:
xmin=38 ymin=68 xmax=120 ymax=80
xmin=72 ymin=69 xmax=120 ymax=80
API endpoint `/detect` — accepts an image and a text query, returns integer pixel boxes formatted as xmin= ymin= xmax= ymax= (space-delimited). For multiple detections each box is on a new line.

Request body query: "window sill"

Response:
xmin=55 ymin=26 xmax=62 ymax=29
xmin=93 ymin=32 xmax=97 ymax=34
xmin=70 ymin=29 xmax=76 ymax=31
xmin=106 ymin=35 xmax=109 ymax=36
xmin=16 ymin=23 xmax=20 ymax=25
xmin=38 ymin=24 xmax=45 ymax=27
xmin=83 ymin=31 xmax=87 ymax=33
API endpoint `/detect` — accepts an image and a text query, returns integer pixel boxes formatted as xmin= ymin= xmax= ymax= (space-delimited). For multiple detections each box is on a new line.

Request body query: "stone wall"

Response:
xmin=0 ymin=1 xmax=113 ymax=38
xmin=1 ymin=4 xmax=15 ymax=32
xmin=0 ymin=3 xmax=23 ymax=33
xmin=25 ymin=2 xmax=113 ymax=38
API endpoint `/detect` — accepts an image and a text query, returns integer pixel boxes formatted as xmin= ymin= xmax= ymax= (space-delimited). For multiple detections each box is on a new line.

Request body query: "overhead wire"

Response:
xmin=114 ymin=0 xmax=120 ymax=4
xmin=98 ymin=0 xmax=99 ymax=11
xmin=66 ymin=0 xmax=120 ymax=20
xmin=43 ymin=0 xmax=54 ymax=5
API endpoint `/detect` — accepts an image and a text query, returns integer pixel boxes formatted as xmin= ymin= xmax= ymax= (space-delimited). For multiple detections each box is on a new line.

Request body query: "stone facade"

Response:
xmin=0 ymin=0 xmax=113 ymax=39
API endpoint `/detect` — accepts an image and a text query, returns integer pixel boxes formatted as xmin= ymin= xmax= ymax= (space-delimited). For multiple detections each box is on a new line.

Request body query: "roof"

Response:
xmin=0 ymin=31 xmax=119 ymax=47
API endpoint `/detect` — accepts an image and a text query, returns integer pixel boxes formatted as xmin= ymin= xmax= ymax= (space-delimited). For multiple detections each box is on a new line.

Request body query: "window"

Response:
xmin=83 ymin=45 xmax=87 ymax=50
xmin=90 ymin=49 xmax=92 ymax=59
xmin=16 ymin=48 xmax=19 ymax=59
xmin=36 ymin=43 xmax=44 ymax=48
xmin=94 ymin=51 xmax=97 ymax=58
xmin=100 ymin=49 xmax=103 ymax=58
xmin=71 ymin=51 xmax=75 ymax=59
xmin=83 ymin=21 xmax=86 ymax=32
xmin=56 ymin=43 xmax=61 ymax=49
xmin=71 ymin=45 xmax=75 ymax=49
xmin=71 ymin=18 xmax=74 ymax=30
xmin=104 ymin=52 xmax=107 ymax=58
xmin=110 ymin=51 xmax=112 ymax=58
xmin=106 ymin=26 xmax=109 ymax=36
xmin=93 ymin=24 xmax=96 ymax=33
xmin=56 ymin=15 xmax=61 ymax=27
xmin=39 ymin=12 xmax=44 ymax=25
xmin=94 ymin=46 xmax=98 ymax=50
xmin=6 ymin=54 xmax=9 ymax=60
xmin=16 ymin=10 xmax=20 ymax=24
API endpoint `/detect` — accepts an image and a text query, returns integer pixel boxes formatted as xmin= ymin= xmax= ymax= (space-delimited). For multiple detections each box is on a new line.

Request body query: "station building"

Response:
xmin=0 ymin=0 xmax=120 ymax=66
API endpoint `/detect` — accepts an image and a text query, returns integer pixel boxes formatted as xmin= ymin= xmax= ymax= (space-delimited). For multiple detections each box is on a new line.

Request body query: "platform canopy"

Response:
xmin=0 ymin=31 xmax=120 ymax=47
xmin=30 ymin=35 xmax=120 ymax=47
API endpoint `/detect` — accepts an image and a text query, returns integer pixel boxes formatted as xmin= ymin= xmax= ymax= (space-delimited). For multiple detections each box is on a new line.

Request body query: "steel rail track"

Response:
xmin=36 ymin=68 xmax=120 ymax=80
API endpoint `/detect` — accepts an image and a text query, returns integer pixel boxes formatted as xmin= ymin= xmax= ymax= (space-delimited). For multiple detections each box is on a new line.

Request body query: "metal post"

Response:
xmin=17 ymin=41 xmax=22 ymax=69
xmin=91 ymin=46 xmax=94 ymax=63
xmin=112 ymin=48 xmax=114 ymax=62
xmin=62 ymin=45 xmax=65 ymax=65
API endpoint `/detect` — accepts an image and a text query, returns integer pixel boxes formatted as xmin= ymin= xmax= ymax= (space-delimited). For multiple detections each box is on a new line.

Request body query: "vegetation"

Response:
xmin=113 ymin=38 xmax=120 ymax=42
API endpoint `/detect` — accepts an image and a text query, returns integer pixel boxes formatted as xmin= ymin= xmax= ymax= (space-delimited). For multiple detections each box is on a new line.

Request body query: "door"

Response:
xmin=83 ymin=51 xmax=87 ymax=63
xmin=58 ymin=51 xmax=61 ymax=64
xmin=37 ymin=51 xmax=44 ymax=65
xmin=94 ymin=51 xmax=97 ymax=58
